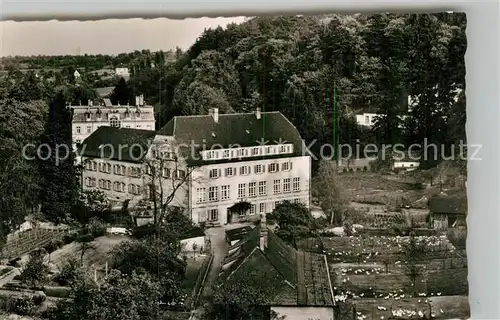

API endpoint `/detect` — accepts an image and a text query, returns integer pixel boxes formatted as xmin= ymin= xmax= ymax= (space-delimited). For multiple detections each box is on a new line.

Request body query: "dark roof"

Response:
xmin=80 ymin=126 xmax=156 ymax=163
xmin=225 ymin=226 xmax=254 ymax=242
xmin=220 ymin=226 xmax=335 ymax=307
xmin=429 ymin=195 xmax=467 ymax=215
xmin=158 ymin=111 xmax=308 ymax=166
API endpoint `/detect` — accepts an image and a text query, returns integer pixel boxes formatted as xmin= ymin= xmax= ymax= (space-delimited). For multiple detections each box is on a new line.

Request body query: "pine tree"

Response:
xmin=38 ymin=92 xmax=78 ymax=223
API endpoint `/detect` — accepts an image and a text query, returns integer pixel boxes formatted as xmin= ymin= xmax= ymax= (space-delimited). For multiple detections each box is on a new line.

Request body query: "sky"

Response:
xmin=0 ymin=17 xmax=247 ymax=56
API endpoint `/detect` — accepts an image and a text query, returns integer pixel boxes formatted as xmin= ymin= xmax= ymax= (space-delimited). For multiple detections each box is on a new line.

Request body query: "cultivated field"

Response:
xmin=299 ymin=234 xmax=468 ymax=320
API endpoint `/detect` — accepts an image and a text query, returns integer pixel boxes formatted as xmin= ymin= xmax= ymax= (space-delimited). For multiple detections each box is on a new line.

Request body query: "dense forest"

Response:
xmin=130 ymin=13 xmax=467 ymax=167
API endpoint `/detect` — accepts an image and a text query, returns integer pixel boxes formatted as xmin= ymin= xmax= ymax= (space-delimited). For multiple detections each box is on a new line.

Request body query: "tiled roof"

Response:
xmin=429 ymin=195 xmax=467 ymax=215
xmin=79 ymin=126 xmax=156 ymax=163
xmin=158 ymin=111 xmax=308 ymax=165
xmin=220 ymin=226 xmax=335 ymax=307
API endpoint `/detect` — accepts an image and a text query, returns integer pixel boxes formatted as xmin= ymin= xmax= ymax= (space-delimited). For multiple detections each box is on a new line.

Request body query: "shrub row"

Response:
xmin=0 ymin=291 xmax=46 ymax=316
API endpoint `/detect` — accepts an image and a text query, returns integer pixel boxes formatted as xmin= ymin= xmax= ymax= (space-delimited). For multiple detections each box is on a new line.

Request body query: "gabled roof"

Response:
xmin=80 ymin=126 xmax=156 ymax=163
xmin=158 ymin=111 xmax=308 ymax=166
xmin=429 ymin=195 xmax=467 ymax=215
xmin=220 ymin=226 xmax=335 ymax=307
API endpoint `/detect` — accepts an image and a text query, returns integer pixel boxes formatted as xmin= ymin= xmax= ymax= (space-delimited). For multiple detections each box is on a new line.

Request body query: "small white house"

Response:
xmin=393 ymin=161 xmax=420 ymax=171
xmin=74 ymin=70 xmax=81 ymax=78
xmin=356 ymin=113 xmax=380 ymax=127
xmin=115 ymin=67 xmax=130 ymax=76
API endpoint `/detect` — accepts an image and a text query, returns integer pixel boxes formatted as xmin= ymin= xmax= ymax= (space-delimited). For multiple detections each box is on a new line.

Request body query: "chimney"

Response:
xmin=259 ymin=214 xmax=267 ymax=251
xmin=211 ymin=108 xmax=219 ymax=123
xmin=135 ymin=96 xmax=140 ymax=106
xmin=255 ymin=107 xmax=261 ymax=120
xmin=88 ymin=100 xmax=93 ymax=107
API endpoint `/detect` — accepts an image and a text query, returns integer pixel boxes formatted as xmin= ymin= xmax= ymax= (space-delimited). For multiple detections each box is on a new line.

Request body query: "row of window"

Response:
xmin=146 ymin=166 xmax=186 ymax=180
xmin=196 ymin=177 xmax=301 ymax=204
xmin=84 ymin=177 xmax=142 ymax=195
xmin=209 ymin=161 xmax=292 ymax=179
xmin=204 ymin=198 xmax=303 ymax=221
xmin=76 ymin=123 xmax=152 ymax=133
xmin=85 ymin=161 xmax=142 ymax=178
xmin=202 ymin=143 xmax=294 ymax=161
xmin=85 ymin=161 xmax=186 ymax=180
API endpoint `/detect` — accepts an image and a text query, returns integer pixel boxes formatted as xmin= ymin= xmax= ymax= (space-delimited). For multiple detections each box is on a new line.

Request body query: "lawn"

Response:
xmin=46 ymin=235 xmax=129 ymax=271
xmin=182 ymin=255 xmax=206 ymax=294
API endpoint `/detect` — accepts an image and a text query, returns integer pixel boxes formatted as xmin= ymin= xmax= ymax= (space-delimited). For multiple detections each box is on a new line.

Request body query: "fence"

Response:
xmin=1 ymin=228 xmax=70 ymax=262
xmin=188 ymin=251 xmax=214 ymax=309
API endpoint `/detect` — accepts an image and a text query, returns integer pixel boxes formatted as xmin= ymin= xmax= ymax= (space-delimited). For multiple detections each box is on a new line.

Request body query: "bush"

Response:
xmin=7 ymin=295 xmax=36 ymax=315
xmin=63 ymin=231 xmax=79 ymax=244
xmin=43 ymin=286 xmax=72 ymax=298
xmin=447 ymin=228 xmax=467 ymax=249
xmin=349 ymin=168 xmax=354 ymax=172
xmin=363 ymin=166 xmax=368 ymax=171
xmin=87 ymin=217 xmax=107 ymax=238
xmin=20 ymin=249 xmax=50 ymax=288
xmin=32 ymin=291 xmax=46 ymax=305
xmin=44 ymin=239 xmax=61 ymax=254
xmin=54 ymin=258 xmax=80 ymax=286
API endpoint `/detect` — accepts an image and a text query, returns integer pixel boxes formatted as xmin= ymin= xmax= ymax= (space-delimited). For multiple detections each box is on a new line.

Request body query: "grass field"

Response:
xmin=46 ymin=235 xmax=129 ymax=271
xmin=182 ymin=255 xmax=207 ymax=295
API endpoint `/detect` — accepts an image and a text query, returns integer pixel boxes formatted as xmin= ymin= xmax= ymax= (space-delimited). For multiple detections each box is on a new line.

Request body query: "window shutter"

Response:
xmin=289 ymin=162 xmax=293 ymax=170
xmin=218 ymin=169 xmax=221 ymax=177
xmin=199 ymin=210 xmax=207 ymax=223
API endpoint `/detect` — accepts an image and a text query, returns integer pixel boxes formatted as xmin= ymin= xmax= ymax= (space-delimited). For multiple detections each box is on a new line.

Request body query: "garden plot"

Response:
xmin=349 ymin=295 xmax=468 ymax=320
xmin=323 ymin=235 xmax=468 ymax=320
xmin=317 ymin=235 xmax=456 ymax=264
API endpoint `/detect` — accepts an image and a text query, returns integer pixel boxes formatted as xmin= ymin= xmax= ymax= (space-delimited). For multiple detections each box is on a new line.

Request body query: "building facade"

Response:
xmin=70 ymin=95 xmax=155 ymax=146
xmin=80 ymin=108 xmax=311 ymax=225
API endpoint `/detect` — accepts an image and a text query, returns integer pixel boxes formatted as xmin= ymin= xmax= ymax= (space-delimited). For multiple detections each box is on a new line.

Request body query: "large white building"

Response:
xmin=80 ymin=108 xmax=311 ymax=226
xmin=70 ymin=95 xmax=155 ymax=147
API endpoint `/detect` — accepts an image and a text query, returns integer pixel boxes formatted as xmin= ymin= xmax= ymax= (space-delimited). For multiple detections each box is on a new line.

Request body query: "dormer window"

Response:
xmin=125 ymin=110 xmax=130 ymax=119
xmin=135 ymin=109 xmax=141 ymax=117
xmin=110 ymin=116 xmax=120 ymax=128
xmin=85 ymin=112 xmax=91 ymax=120
xmin=96 ymin=109 xmax=102 ymax=119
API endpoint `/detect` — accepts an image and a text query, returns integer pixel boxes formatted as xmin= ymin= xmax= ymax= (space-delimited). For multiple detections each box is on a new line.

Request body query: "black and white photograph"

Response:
xmin=0 ymin=12 xmax=467 ymax=320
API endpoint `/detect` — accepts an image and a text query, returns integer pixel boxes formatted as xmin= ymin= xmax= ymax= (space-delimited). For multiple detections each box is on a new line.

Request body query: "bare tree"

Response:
xmin=140 ymin=138 xmax=199 ymax=226
xmin=76 ymin=233 xmax=98 ymax=266
xmin=81 ymin=133 xmax=201 ymax=229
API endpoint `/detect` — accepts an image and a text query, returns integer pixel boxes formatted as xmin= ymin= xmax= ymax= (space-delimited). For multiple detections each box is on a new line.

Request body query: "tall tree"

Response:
xmin=38 ymin=92 xmax=78 ymax=223
xmin=110 ymin=77 xmax=132 ymax=105
xmin=0 ymin=99 xmax=46 ymax=245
